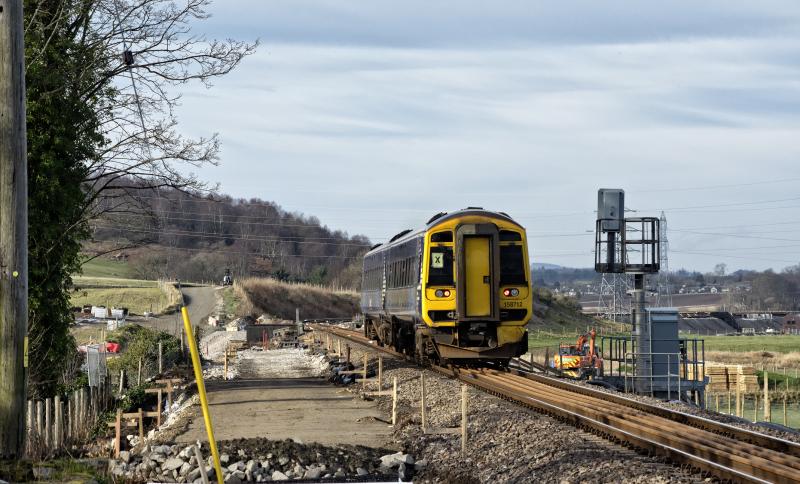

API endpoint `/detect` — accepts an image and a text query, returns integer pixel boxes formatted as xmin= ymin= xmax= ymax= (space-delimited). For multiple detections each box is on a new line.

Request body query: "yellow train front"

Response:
xmin=361 ymin=208 xmax=531 ymax=365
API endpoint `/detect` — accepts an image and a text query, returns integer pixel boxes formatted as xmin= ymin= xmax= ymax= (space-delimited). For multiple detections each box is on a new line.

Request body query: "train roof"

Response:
xmin=364 ymin=208 xmax=523 ymax=257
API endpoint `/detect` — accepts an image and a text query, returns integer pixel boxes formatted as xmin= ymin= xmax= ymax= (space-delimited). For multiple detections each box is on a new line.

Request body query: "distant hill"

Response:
xmin=84 ymin=188 xmax=369 ymax=287
xmin=531 ymin=262 xmax=563 ymax=270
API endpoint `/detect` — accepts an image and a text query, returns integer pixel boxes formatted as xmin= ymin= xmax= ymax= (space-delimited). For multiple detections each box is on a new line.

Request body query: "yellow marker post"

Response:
xmin=182 ymin=307 xmax=224 ymax=484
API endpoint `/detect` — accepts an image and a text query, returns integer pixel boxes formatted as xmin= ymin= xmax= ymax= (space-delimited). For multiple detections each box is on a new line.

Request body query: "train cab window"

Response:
xmin=500 ymin=245 xmax=526 ymax=285
xmin=499 ymin=230 xmax=522 ymax=241
xmin=428 ymin=247 xmax=454 ymax=286
xmin=431 ymin=231 xmax=453 ymax=243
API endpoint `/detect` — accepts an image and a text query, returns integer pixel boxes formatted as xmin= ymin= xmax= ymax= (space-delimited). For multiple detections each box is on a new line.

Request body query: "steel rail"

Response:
xmin=312 ymin=325 xmax=800 ymax=483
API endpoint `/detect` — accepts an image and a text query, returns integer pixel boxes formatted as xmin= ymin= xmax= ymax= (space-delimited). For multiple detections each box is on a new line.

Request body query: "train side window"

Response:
xmin=500 ymin=245 xmax=526 ymax=285
xmin=431 ymin=231 xmax=453 ymax=243
xmin=428 ymin=247 xmax=454 ymax=286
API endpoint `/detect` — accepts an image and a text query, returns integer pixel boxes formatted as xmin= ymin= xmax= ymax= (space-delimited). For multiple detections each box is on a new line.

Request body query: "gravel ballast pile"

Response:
xmin=320 ymin=343 xmax=707 ymax=483
xmin=200 ymin=330 xmax=246 ymax=361
xmin=108 ymin=437 xmax=412 ymax=483
xmin=236 ymin=348 xmax=329 ymax=379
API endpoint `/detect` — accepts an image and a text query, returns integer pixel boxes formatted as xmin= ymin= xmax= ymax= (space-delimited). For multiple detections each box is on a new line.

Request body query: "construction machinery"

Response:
xmin=551 ymin=329 xmax=603 ymax=379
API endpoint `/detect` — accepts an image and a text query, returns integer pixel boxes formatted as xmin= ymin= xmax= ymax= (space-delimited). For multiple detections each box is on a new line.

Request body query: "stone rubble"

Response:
xmin=107 ymin=437 xmax=412 ymax=483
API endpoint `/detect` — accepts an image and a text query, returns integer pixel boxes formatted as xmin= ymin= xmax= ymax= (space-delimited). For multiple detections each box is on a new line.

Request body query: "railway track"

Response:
xmin=312 ymin=325 xmax=800 ymax=483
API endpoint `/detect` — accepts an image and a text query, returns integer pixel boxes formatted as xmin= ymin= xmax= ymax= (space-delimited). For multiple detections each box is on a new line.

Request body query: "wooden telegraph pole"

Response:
xmin=0 ymin=0 xmax=30 ymax=458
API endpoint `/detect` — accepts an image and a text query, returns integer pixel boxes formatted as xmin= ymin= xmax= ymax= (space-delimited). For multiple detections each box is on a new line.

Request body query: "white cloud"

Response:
xmin=171 ymin=2 xmax=800 ymax=272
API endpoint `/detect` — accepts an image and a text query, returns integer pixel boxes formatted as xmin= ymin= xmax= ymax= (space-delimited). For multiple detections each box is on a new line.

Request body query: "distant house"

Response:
xmin=781 ymin=313 xmax=800 ymax=335
xmin=709 ymin=287 xmax=719 ymax=294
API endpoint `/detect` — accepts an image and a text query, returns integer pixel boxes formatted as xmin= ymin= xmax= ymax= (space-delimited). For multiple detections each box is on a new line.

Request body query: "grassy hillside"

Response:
xmin=235 ymin=277 xmax=359 ymax=320
xmin=79 ymin=257 xmax=135 ymax=278
xmin=70 ymin=277 xmax=181 ymax=315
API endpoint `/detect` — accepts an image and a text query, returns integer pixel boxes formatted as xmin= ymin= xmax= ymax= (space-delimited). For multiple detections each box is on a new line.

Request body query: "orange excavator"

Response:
xmin=551 ymin=329 xmax=603 ymax=379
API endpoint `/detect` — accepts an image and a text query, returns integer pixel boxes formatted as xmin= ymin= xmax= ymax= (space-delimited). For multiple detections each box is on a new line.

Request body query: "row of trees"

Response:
xmin=90 ymin=188 xmax=369 ymax=287
xmin=24 ymin=0 xmax=254 ymax=397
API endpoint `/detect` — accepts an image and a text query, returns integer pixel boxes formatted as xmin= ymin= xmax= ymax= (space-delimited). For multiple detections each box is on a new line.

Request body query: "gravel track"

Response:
xmin=320 ymin=342 xmax=709 ymax=483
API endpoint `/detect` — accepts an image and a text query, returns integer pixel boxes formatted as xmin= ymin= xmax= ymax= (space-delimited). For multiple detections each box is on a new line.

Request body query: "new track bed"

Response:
xmin=313 ymin=325 xmax=800 ymax=483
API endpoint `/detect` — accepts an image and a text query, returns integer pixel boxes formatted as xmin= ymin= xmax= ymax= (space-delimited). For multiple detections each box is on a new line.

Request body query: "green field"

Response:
xmin=73 ymin=275 xmax=158 ymax=288
xmin=71 ymin=287 xmax=169 ymax=315
xmin=701 ymin=335 xmax=800 ymax=353
xmin=79 ymin=257 xmax=135 ymax=278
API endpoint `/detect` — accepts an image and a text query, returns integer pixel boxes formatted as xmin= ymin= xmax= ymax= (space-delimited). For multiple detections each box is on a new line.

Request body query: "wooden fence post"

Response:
xmin=392 ymin=377 xmax=398 ymax=427
xmin=461 ymin=385 xmax=468 ymax=455
xmin=157 ymin=389 xmax=163 ymax=427
xmin=378 ymin=356 xmax=383 ymax=391
xmin=544 ymin=348 xmax=550 ymax=375
xmin=735 ymin=388 xmax=742 ymax=417
xmin=362 ymin=355 xmax=368 ymax=387
xmin=783 ymin=396 xmax=788 ymax=426
xmin=114 ymin=409 xmax=122 ymax=458
xmin=119 ymin=369 xmax=124 ymax=394
xmin=81 ymin=388 xmax=88 ymax=435
xmin=138 ymin=358 xmax=143 ymax=386
xmin=158 ymin=341 xmax=163 ymax=375
xmin=754 ymin=394 xmax=759 ymax=422
xmin=54 ymin=396 xmax=62 ymax=451
xmin=138 ymin=408 xmax=144 ymax=439
xmin=420 ymin=372 xmax=427 ymax=433
xmin=764 ymin=371 xmax=771 ymax=422
xmin=44 ymin=398 xmax=51 ymax=453
xmin=26 ymin=400 xmax=33 ymax=433
xmin=35 ymin=400 xmax=43 ymax=443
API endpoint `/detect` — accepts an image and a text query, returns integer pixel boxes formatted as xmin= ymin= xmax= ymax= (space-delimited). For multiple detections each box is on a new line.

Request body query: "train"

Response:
xmin=360 ymin=208 xmax=532 ymax=366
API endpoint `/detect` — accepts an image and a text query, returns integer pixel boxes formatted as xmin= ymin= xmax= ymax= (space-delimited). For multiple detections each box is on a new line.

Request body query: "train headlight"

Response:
xmin=511 ymin=288 xmax=519 ymax=297
xmin=435 ymin=289 xmax=451 ymax=298
xmin=503 ymin=288 xmax=520 ymax=297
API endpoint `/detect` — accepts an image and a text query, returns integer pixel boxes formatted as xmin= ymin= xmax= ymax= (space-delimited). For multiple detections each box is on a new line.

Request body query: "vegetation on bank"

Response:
xmin=236 ymin=278 xmax=359 ymax=321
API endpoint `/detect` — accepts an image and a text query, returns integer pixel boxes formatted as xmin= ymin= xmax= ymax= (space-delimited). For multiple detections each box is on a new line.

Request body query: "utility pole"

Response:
xmin=0 ymin=0 xmax=30 ymax=458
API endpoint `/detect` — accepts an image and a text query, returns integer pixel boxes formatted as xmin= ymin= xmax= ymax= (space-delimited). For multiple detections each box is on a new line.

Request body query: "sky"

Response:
xmin=173 ymin=1 xmax=800 ymax=273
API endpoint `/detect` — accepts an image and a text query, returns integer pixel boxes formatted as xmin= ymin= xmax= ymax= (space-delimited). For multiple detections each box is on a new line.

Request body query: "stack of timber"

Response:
xmin=735 ymin=365 xmax=760 ymax=393
xmin=703 ymin=365 xmax=759 ymax=393
xmin=705 ymin=366 xmax=730 ymax=393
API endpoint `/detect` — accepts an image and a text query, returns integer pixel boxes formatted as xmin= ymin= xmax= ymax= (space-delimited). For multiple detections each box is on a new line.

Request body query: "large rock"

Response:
xmin=179 ymin=462 xmax=193 ymax=475
xmin=224 ymin=474 xmax=242 ymax=484
xmin=163 ymin=457 xmax=185 ymax=471
xmin=187 ymin=467 xmax=201 ymax=482
xmin=380 ymin=452 xmax=414 ymax=468
xmin=277 ymin=456 xmax=290 ymax=466
xmin=357 ymin=467 xmax=368 ymax=476
xmin=119 ymin=451 xmax=131 ymax=464
xmin=303 ymin=467 xmax=322 ymax=479
xmin=271 ymin=470 xmax=289 ymax=481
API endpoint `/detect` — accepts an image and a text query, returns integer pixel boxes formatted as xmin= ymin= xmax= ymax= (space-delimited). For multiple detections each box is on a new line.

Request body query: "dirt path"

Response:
xmin=181 ymin=285 xmax=218 ymax=326
xmin=176 ymin=377 xmax=393 ymax=448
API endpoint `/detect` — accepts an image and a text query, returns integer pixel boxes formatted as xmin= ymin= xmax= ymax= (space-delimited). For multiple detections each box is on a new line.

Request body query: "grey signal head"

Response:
xmin=597 ymin=188 xmax=624 ymax=232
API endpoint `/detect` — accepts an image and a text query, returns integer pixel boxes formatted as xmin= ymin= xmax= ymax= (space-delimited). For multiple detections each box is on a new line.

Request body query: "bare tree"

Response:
xmin=27 ymin=0 xmax=257 ymax=231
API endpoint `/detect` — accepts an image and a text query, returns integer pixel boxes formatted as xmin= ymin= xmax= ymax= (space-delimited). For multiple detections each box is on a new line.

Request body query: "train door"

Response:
xmin=456 ymin=224 xmax=500 ymax=322
xmin=464 ymin=236 xmax=491 ymax=317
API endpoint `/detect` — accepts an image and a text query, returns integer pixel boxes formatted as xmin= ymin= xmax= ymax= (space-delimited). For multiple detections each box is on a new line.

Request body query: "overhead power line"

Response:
xmin=91 ymin=224 xmax=372 ymax=247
